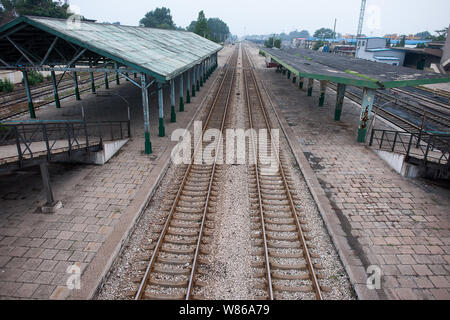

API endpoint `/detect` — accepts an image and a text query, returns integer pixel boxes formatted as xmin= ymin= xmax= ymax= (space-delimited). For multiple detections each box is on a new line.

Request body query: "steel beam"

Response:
xmin=140 ymin=74 xmax=152 ymax=154
xmin=196 ymin=64 xmax=200 ymax=92
xmin=115 ymin=62 xmax=120 ymax=85
xmin=299 ymin=77 xmax=304 ymax=89
xmin=357 ymin=88 xmax=376 ymax=143
xmin=158 ymin=82 xmax=165 ymax=137
xmin=335 ymin=83 xmax=346 ymax=121
xmin=22 ymin=71 xmax=36 ymax=118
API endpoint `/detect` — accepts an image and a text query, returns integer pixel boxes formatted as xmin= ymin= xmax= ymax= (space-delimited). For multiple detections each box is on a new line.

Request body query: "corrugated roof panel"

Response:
xmin=26 ymin=16 xmax=222 ymax=80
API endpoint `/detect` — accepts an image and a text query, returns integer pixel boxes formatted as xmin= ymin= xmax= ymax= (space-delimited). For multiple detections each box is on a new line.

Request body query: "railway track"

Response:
xmin=133 ymin=47 xmax=239 ymax=300
xmin=243 ymin=47 xmax=323 ymax=300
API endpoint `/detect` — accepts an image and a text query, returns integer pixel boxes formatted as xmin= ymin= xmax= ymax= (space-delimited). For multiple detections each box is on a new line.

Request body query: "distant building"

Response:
xmin=393 ymin=41 xmax=445 ymax=71
xmin=356 ymin=37 xmax=405 ymax=66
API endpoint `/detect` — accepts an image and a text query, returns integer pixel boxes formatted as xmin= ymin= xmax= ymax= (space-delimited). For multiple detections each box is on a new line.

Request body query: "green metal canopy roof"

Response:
xmin=0 ymin=16 xmax=222 ymax=81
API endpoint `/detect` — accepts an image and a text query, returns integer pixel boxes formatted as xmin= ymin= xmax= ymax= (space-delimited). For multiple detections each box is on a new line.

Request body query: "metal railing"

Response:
xmin=0 ymin=119 xmax=130 ymax=167
xmin=369 ymin=129 xmax=450 ymax=170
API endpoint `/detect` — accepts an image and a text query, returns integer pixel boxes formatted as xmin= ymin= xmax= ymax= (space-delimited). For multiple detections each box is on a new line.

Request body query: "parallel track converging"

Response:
xmin=134 ymin=47 xmax=239 ymax=300
xmin=243 ymin=46 xmax=323 ymax=300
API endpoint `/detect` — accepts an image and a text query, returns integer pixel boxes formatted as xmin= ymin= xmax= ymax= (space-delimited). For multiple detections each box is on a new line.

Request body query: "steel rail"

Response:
xmin=391 ymin=88 xmax=450 ymax=111
xmin=134 ymin=48 xmax=239 ymax=300
xmin=186 ymin=49 xmax=237 ymax=300
xmin=243 ymin=56 xmax=274 ymax=300
xmin=243 ymin=47 xmax=323 ymax=300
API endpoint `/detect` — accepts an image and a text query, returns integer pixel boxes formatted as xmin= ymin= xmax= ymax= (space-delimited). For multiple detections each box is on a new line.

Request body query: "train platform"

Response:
xmin=0 ymin=46 xmax=234 ymax=300
xmin=249 ymin=46 xmax=450 ymax=300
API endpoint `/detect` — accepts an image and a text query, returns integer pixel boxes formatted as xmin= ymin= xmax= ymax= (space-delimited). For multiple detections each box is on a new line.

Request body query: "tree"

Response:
xmin=289 ymin=29 xmax=310 ymax=39
xmin=186 ymin=20 xmax=196 ymax=32
xmin=313 ymin=28 xmax=334 ymax=39
xmin=207 ymin=17 xmax=229 ymax=43
xmin=431 ymin=27 xmax=448 ymax=41
xmin=415 ymin=31 xmax=432 ymax=40
xmin=194 ymin=10 xmax=209 ymax=39
xmin=1 ymin=0 xmax=69 ymax=24
xmin=264 ymin=37 xmax=281 ymax=49
xmin=139 ymin=7 xmax=176 ymax=30
xmin=398 ymin=35 xmax=406 ymax=47
xmin=313 ymin=40 xmax=325 ymax=51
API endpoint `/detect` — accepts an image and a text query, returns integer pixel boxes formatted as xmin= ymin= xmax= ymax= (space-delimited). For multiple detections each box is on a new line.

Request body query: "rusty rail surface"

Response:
xmin=134 ymin=47 xmax=239 ymax=300
xmin=243 ymin=46 xmax=323 ymax=300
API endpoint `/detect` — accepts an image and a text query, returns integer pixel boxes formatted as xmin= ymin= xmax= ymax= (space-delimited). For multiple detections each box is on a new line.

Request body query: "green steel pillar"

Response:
xmin=196 ymin=64 xmax=200 ymax=92
xmin=115 ymin=62 xmax=120 ymax=85
xmin=179 ymin=74 xmax=184 ymax=112
xmin=192 ymin=66 xmax=196 ymax=97
xmin=170 ymin=79 xmax=176 ymax=123
xmin=293 ymin=76 xmax=297 ymax=84
xmin=140 ymin=74 xmax=152 ymax=154
xmin=334 ymin=83 xmax=346 ymax=121
xmin=90 ymin=71 xmax=96 ymax=94
xmin=50 ymin=71 xmax=60 ymax=109
xmin=73 ymin=72 xmax=80 ymax=100
xmin=287 ymin=71 xmax=291 ymax=79
xmin=282 ymin=69 xmax=286 ymax=75
xmin=186 ymin=69 xmax=191 ymax=104
xmin=22 ymin=71 xmax=36 ymax=118
xmin=200 ymin=62 xmax=204 ymax=87
xmin=307 ymin=78 xmax=314 ymax=96
xmin=357 ymin=88 xmax=376 ymax=143
xmin=299 ymin=77 xmax=304 ymax=89
xmin=319 ymin=80 xmax=328 ymax=106
xmin=158 ymin=82 xmax=165 ymax=137
xmin=104 ymin=73 xmax=109 ymax=89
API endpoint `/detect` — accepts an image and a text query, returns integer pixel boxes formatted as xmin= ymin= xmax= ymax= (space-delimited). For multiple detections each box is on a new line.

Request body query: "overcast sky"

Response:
xmin=68 ymin=0 xmax=449 ymax=37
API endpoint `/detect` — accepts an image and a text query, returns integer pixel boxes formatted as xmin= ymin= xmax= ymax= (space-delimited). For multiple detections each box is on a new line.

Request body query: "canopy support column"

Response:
xmin=307 ymin=78 xmax=314 ymax=96
xmin=287 ymin=70 xmax=291 ymax=80
xmin=170 ymin=79 xmax=176 ymax=123
xmin=299 ymin=77 xmax=304 ymax=89
xmin=115 ymin=62 xmax=120 ymax=85
xmin=319 ymin=80 xmax=328 ymax=106
xmin=192 ymin=66 xmax=196 ymax=97
xmin=22 ymin=71 xmax=36 ymax=118
xmin=140 ymin=73 xmax=152 ymax=154
xmin=180 ymin=74 xmax=184 ymax=112
xmin=186 ymin=69 xmax=191 ymax=103
xmin=334 ymin=83 xmax=346 ymax=121
xmin=104 ymin=72 xmax=109 ymax=89
xmin=158 ymin=82 xmax=165 ymax=137
xmin=50 ymin=71 xmax=60 ymax=109
xmin=200 ymin=62 xmax=204 ymax=87
xmin=293 ymin=76 xmax=297 ymax=84
xmin=90 ymin=71 xmax=96 ymax=94
xmin=73 ymin=72 xmax=80 ymax=100
xmin=196 ymin=64 xmax=200 ymax=92
xmin=357 ymin=88 xmax=376 ymax=143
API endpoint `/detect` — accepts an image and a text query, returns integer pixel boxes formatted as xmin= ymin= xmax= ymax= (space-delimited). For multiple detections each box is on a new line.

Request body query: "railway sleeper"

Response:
xmin=273 ymin=284 xmax=313 ymax=293
xmin=272 ymin=272 xmax=310 ymax=281
xmin=149 ymin=279 xmax=188 ymax=288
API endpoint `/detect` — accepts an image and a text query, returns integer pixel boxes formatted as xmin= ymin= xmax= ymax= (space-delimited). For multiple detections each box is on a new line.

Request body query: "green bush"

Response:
xmin=0 ymin=78 xmax=14 ymax=93
xmin=23 ymin=71 xmax=44 ymax=86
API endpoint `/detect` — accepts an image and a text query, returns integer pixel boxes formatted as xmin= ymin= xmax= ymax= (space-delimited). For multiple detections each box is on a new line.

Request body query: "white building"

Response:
xmin=356 ymin=37 xmax=405 ymax=66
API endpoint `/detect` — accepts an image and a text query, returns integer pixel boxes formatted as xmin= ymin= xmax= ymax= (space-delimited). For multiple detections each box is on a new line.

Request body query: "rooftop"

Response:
xmin=0 ymin=16 xmax=222 ymax=81
xmin=262 ymin=47 xmax=450 ymax=89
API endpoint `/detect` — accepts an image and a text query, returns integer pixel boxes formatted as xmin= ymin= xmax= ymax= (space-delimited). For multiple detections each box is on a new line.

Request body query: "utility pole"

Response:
xmin=333 ymin=18 xmax=337 ymax=39
xmin=357 ymin=0 xmax=367 ymax=38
